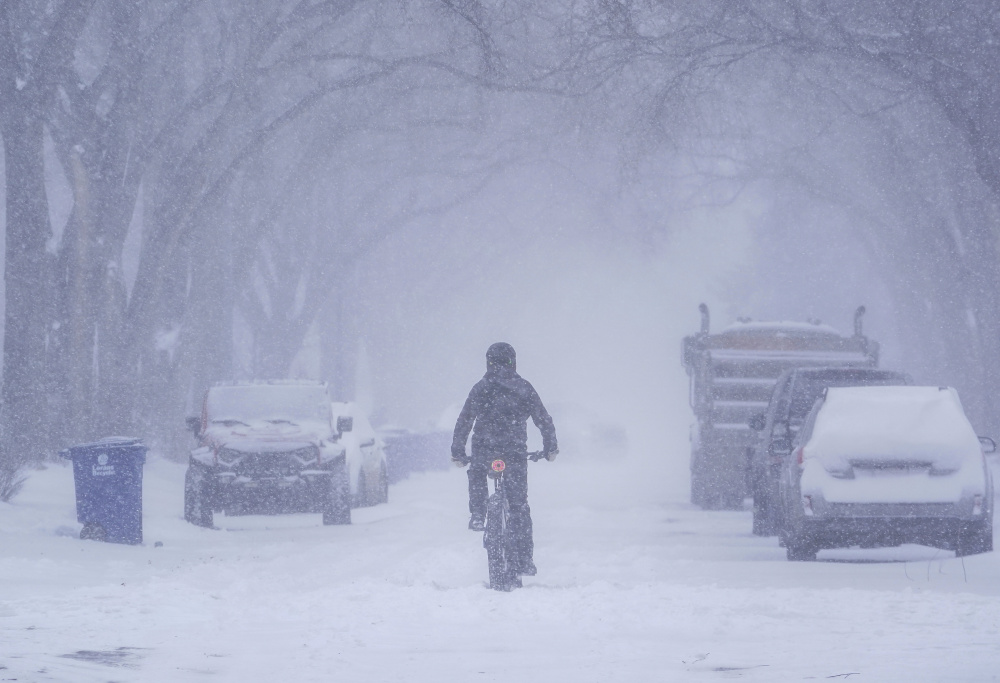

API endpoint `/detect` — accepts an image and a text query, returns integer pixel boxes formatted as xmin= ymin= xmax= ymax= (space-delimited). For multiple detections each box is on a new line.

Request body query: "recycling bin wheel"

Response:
xmin=80 ymin=523 xmax=107 ymax=542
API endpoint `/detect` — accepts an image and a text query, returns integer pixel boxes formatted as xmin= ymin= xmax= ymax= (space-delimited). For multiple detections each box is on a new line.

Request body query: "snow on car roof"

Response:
xmin=807 ymin=386 xmax=981 ymax=468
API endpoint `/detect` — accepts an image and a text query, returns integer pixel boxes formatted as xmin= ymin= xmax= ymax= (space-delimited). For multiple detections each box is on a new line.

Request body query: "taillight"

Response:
xmin=801 ymin=495 xmax=814 ymax=516
xmin=795 ymin=447 xmax=805 ymax=467
xmin=973 ymin=495 xmax=983 ymax=516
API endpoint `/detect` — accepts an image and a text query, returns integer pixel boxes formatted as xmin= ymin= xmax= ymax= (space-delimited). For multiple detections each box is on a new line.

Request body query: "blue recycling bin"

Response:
xmin=61 ymin=437 xmax=147 ymax=545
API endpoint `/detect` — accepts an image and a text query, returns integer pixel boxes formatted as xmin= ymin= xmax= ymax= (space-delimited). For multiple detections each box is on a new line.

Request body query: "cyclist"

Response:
xmin=452 ymin=342 xmax=558 ymax=576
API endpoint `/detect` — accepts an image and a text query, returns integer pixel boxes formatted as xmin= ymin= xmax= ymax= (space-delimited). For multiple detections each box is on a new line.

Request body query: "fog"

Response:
xmin=7 ymin=5 xmax=1000 ymax=680
xmin=1 ymin=1 xmax=999 ymax=494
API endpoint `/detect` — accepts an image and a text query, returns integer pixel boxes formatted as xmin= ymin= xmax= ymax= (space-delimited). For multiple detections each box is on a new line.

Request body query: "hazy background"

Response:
xmin=1 ymin=1 xmax=997 ymax=499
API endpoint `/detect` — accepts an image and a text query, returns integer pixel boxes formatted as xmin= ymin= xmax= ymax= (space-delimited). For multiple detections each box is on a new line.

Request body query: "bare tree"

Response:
xmin=0 ymin=1 xmax=95 ymax=498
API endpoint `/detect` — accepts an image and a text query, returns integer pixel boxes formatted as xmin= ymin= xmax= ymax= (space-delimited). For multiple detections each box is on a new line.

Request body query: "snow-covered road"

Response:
xmin=3 ymin=455 xmax=1000 ymax=682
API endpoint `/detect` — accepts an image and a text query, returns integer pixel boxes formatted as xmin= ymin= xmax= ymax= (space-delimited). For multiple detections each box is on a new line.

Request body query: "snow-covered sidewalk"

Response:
xmin=2 ymin=455 xmax=1000 ymax=682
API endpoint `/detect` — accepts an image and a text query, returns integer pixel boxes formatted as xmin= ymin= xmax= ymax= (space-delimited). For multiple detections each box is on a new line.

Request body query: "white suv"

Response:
xmin=779 ymin=386 xmax=994 ymax=560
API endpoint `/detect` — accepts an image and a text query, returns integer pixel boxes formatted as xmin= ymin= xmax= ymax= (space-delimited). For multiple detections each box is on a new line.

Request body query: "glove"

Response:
xmin=545 ymin=448 xmax=559 ymax=462
xmin=451 ymin=449 xmax=469 ymax=467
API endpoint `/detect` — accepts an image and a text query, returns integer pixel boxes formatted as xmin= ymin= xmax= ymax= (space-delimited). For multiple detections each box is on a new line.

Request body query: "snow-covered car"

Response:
xmin=379 ymin=427 xmax=451 ymax=483
xmin=331 ymin=402 xmax=389 ymax=507
xmin=748 ymin=367 xmax=912 ymax=536
xmin=544 ymin=403 xmax=628 ymax=460
xmin=778 ymin=386 xmax=995 ymax=561
xmin=184 ymin=381 xmax=356 ymax=528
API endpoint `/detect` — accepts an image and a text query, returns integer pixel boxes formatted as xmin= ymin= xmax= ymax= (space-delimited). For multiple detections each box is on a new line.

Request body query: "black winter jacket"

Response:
xmin=452 ymin=367 xmax=557 ymax=458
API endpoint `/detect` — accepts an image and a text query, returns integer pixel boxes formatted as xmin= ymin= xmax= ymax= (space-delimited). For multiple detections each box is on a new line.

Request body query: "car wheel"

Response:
xmin=786 ymin=540 xmax=818 ymax=561
xmin=322 ymin=460 xmax=351 ymax=525
xmin=690 ymin=462 xmax=709 ymax=508
xmin=956 ymin=519 xmax=993 ymax=557
xmin=752 ymin=480 xmax=778 ymax=536
xmin=721 ymin=492 xmax=745 ymax=510
xmin=353 ymin=468 xmax=369 ymax=508
xmin=752 ymin=486 xmax=769 ymax=536
xmin=692 ymin=465 xmax=728 ymax=510
xmin=184 ymin=464 xmax=215 ymax=528
xmin=376 ymin=461 xmax=389 ymax=505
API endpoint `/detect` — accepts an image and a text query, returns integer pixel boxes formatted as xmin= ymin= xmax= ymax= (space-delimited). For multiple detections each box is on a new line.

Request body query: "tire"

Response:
xmin=691 ymin=453 xmax=708 ymax=508
xmin=322 ymin=461 xmax=351 ymax=525
xmin=956 ymin=519 xmax=993 ymax=557
xmin=721 ymin=492 xmax=745 ymax=511
xmin=786 ymin=541 xmax=818 ymax=561
xmin=80 ymin=523 xmax=106 ymax=541
xmin=690 ymin=462 xmax=710 ymax=508
xmin=376 ymin=462 xmax=389 ymax=505
xmin=484 ymin=494 xmax=520 ymax=591
xmin=692 ymin=458 xmax=743 ymax=510
xmin=751 ymin=499 xmax=768 ymax=536
xmin=184 ymin=465 xmax=215 ymax=528
xmin=353 ymin=469 xmax=369 ymax=508
xmin=752 ymin=479 xmax=777 ymax=536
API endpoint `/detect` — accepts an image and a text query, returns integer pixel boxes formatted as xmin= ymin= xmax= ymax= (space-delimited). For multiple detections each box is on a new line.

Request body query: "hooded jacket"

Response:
xmin=452 ymin=357 xmax=557 ymax=457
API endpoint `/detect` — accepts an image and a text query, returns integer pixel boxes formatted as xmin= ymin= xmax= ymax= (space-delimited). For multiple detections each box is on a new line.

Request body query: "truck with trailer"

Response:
xmin=682 ymin=304 xmax=879 ymax=509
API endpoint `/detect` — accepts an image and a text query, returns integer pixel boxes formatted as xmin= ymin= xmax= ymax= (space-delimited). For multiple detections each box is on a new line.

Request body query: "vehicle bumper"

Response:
xmin=796 ymin=498 xmax=990 ymax=550
xmin=198 ymin=456 xmax=344 ymax=516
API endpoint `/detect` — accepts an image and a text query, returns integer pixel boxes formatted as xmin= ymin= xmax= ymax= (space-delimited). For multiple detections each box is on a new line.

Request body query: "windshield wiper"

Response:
xmin=211 ymin=419 xmax=249 ymax=428
xmin=266 ymin=419 xmax=298 ymax=426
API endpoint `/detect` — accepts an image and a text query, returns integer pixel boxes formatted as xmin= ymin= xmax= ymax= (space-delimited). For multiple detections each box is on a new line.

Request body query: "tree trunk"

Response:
xmin=1 ymin=112 xmax=54 ymax=469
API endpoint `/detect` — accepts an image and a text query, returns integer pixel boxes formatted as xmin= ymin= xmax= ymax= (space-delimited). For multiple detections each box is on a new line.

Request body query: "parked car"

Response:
xmin=546 ymin=402 xmax=628 ymax=461
xmin=331 ymin=402 xmax=389 ymax=507
xmin=748 ymin=367 xmax=912 ymax=535
xmin=184 ymin=381 xmax=359 ymax=528
xmin=379 ymin=427 xmax=451 ymax=484
xmin=777 ymin=386 xmax=995 ymax=561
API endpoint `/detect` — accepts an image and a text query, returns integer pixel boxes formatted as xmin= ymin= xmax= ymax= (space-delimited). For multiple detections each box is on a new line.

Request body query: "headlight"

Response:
xmin=289 ymin=447 xmax=318 ymax=465
xmin=217 ymin=449 xmax=246 ymax=468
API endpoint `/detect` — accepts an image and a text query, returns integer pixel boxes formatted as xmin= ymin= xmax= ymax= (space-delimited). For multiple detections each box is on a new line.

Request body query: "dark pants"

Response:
xmin=468 ymin=451 xmax=533 ymax=565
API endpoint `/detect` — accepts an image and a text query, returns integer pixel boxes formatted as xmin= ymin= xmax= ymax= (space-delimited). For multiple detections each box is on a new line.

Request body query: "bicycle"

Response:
xmin=483 ymin=450 xmax=547 ymax=591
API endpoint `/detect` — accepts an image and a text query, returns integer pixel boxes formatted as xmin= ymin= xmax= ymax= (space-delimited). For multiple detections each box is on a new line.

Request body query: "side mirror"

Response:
xmin=185 ymin=416 xmax=202 ymax=435
xmin=748 ymin=413 xmax=766 ymax=432
xmin=979 ymin=436 xmax=996 ymax=454
xmin=337 ymin=416 xmax=354 ymax=435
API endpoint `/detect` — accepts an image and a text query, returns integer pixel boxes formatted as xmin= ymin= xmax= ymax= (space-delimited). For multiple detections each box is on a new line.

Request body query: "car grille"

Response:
xmin=219 ymin=448 xmax=317 ymax=477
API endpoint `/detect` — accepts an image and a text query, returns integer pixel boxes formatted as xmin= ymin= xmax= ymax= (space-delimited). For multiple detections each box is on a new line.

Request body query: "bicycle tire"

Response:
xmin=484 ymin=489 xmax=521 ymax=591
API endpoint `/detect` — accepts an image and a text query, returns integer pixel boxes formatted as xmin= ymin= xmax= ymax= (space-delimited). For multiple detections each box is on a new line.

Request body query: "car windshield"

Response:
xmin=206 ymin=384 xmax=329 ymax=425
xmin=788 ymin=372 xmax=908 ymax=425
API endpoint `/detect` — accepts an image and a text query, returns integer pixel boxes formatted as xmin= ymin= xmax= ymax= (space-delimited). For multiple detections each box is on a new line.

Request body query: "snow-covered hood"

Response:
xmin=205 ymin=420 xmax=330 ymax=453
xmin=804 ymin=386 xmax=982 ymax=472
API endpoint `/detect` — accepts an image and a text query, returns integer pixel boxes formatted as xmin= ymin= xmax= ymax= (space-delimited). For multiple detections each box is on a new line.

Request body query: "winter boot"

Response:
xmin=516 ymin=558 xmax=537 ymax=576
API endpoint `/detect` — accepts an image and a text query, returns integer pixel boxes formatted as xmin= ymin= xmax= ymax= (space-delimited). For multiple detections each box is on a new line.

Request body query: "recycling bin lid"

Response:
xmin=60 ymin=437 xmax=145 ymax=458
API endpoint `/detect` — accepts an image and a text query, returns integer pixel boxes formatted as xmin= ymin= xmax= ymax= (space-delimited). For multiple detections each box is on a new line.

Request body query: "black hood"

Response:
xmin=486 ymin=342 xmax=516 ymax=375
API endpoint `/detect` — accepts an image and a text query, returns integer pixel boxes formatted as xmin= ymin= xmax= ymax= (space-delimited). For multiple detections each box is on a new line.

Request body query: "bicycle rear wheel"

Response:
xmin=484 ymin=493 xmax=521 ymax=591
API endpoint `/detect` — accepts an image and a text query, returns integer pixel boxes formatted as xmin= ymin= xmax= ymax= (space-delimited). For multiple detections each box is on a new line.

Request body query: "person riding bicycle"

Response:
xmin=452 ymin=342 xmax=558 ymax=576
